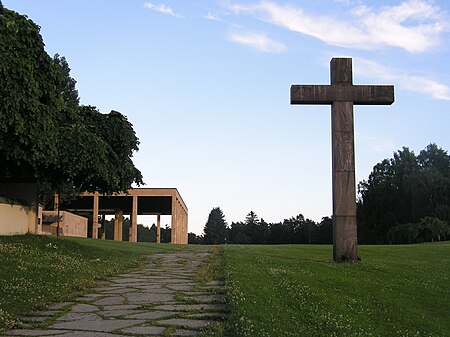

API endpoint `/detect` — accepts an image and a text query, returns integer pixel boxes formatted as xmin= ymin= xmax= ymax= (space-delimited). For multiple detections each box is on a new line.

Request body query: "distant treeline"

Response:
xmin=193 ymin=144 xmax=450 ymax=245
xmin=189 ymin=209 xmax=332 ymax=245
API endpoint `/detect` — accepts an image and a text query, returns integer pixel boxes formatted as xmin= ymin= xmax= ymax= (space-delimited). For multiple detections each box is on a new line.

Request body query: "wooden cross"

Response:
xmin=290 ymin=58 xmax=394 ymax=262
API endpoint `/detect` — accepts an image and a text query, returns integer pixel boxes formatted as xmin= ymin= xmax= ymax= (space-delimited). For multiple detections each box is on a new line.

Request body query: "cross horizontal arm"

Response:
xmin=291 ymin=85 xmax=394 ymax=105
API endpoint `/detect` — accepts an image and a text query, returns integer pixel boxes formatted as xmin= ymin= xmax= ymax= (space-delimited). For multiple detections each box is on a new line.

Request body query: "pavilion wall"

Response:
xmin=0 ymin=183 xmax=39 ymax=236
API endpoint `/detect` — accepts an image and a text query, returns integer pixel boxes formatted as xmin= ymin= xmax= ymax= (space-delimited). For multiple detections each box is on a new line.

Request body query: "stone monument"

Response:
xmin=290 ymin=58 xmax=394 ymax=262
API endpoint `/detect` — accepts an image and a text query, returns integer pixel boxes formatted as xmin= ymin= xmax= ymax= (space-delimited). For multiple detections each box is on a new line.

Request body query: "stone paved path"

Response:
xmin=1 ymin=249 xmax=226 ymax=337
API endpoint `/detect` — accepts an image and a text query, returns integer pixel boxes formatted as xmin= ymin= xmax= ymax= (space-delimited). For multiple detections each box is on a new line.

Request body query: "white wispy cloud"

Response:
xmin=228 ymin=0 xmax=448 ymax=53
xmin=355 ymin=58 xmax=450 ymax=100
xmin=203 ymin=12 xmax=242 ymax=29
xmin=227 ymin=30 xmax=287 ymax=53
xmin=333 ymin=0 xmax=363 ymax=5
xmin=144 ymin=2 xmax=182 ymax=18
xmin=204 ymin=12 xmax=222 ymax=22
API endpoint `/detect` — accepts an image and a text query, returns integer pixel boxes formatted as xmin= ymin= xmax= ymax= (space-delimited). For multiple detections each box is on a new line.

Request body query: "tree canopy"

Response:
xmin=358 ymin=144 xmax=450 ymax=243
xmin=0 ymin=6 xmax=143 ymax=201
xmin=0 ymin=6 xmax=62 ymax=177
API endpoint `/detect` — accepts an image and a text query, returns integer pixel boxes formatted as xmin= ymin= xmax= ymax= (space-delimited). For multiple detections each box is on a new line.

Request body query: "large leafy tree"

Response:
xmin=203 ymin=207 xmax=229 ymax=244
xmin=357 ymin=144 xmax=450 ymax=243
xmin=0 ymin=4 xmax=62 ymax=179
xmin=0 ymin=5 xmax=143 ymax=202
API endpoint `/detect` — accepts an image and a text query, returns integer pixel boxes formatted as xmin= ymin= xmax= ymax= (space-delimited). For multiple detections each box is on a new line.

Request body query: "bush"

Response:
xmin=388 ymin=223 xmax=420 ymax=244
xmin=419 ymin=216 xmax=450 ymax=242
xmin=387 ymin=217 xmax=450 ymax=244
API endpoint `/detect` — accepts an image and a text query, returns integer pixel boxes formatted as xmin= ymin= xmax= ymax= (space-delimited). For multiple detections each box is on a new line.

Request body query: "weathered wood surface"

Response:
xmin=290 ymin=85 xmax=394 ymax=105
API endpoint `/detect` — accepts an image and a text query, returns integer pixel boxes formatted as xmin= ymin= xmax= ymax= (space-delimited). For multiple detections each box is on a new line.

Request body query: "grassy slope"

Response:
xmin=2 ymin=236 xmax=449 ymax=336
xmin=0 ymin=235 xmax=176 ymax=330
xmin=224 ymin=243 xmax=450 ymax=337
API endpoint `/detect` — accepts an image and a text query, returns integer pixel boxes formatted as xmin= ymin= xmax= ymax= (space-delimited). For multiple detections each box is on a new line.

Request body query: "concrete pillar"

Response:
xmin=181 ymin=209 xmax=184 ymax=244
xmin=182 ymin=211 xmax=185 ymax=244
xmin=171 ymin=197 xmax=177 ymax=244
xmin=130 ymin=195 xmax=138 ymax=242
xmin=92 ymin=193 xmax=99 ymax=239
xmin=53 ymin=194 xmax=59 ymax=211
xmin=114 ymin=210 xmax=119 ymax=241
xmin=101 ymin=214 xmax=106 ymax=240
xmin=178 ymin=202 xmax=183 ymax=243
xmin=156 ymin=214 xmax=161 ymax=243
xmin=118 ymin=209 xmax=123 ymax=241
xmin=184 ymin=211 xmax=189 ymax=244
xmin=176 ymin=204 xmax=179 ymax=244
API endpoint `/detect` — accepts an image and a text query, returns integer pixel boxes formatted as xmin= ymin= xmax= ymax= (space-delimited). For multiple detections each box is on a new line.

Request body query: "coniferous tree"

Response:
xmin=203 ymin=207 xmax=228 ymax=244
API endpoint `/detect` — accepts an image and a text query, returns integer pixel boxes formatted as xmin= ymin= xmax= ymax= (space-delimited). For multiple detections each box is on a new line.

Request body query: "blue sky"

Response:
xmin=5 ymin=0 xmax=450 ymax=234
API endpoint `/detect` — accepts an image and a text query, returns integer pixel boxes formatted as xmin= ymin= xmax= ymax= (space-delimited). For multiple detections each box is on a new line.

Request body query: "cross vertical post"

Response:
xmin=331 ymin=58 xmax=357 ymax=261
xmin=290 ymin=57 xmax=394 ymax=262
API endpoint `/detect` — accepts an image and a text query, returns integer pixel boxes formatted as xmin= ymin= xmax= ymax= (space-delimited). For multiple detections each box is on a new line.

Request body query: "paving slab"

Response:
xmin=120 ymin=325 xmax=166 ymax=335
xmin=99 ymin=288 xmax=135 ymax=295
xmin=133 ymin=285 xmax=175 ymax=292
xmin=126 ymin=292 xmax=176 ymax=304
xmin=50 ymin=332 xmax=129 ymax=337
xmin=57 ymin=312 xmax=102 ymax=321
xmin=158 ymin=318 xmax=211 ymax=329
xmin=167 ymin=284 xmax=195 ymax=291
xmin=81 ymin=294 xmax=103 ymax=298
xmin=102 ymin=304 xmax=141 ymax=310
xmin=73 ymin=296 xmax=96 ymax=303
xmin=51 ymin=319 xmax=144 ymax=332
xmin=99 ymin=309 xmax=145 ymax=317
xmin=124 ymin=310 xmax=177 ymax=320
xmin=71 ymin=304 xmax=99 ymax=313
xmin=2 ymin=330 xmax=69 ymax=336
xmin=92 ymin=296 xmax=125 ymax=306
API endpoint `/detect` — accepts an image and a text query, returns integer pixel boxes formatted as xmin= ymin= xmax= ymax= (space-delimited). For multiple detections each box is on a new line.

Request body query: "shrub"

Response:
xmin=418 ymin=216 xmax=449 ymax=242
xmin=387 ymin=217 xmax=450 ymax=244
xmin=388 ymin=223 xmax=420 ymax=244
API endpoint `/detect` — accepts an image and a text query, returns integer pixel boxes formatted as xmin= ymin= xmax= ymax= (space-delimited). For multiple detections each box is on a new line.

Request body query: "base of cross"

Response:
xmin=333 ymin=215 xmax=358 ymax=262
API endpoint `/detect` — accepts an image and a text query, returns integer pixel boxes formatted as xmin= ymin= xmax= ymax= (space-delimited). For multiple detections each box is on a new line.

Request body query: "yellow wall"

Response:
xmin=0 ymin=183 xmax=39 ymax=236
xmin=0 ymin=203 xmax=35 ymax=235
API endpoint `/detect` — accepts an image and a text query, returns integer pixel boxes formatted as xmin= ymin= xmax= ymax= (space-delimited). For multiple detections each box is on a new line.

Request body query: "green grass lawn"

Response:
xmin=2 ymin=236 xmax=449 ymax=336
xmin=223 ymin=243 xmax=450 ymax=337
xmin=0 ymin=235 xmax=178 ymax=330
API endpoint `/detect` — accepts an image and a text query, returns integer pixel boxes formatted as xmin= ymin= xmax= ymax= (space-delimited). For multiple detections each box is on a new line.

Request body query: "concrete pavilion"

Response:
xmin=63 ymin=188 xmax=188 ymax=244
